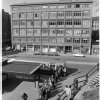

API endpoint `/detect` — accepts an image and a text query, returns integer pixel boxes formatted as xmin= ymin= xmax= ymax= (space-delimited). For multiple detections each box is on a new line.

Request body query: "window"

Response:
xmin=19 ymin=7 xmax=26 ymax=10
xmin=83 ymin=20 xmax=90 ymax=28
xmin=19 ymin=13 xmax=26 ymax=19
xmin=34 ymin=29 xmax=41 ymax=36
xmin=13 ymin=20 xmax=18 ymax=26
xmin=12 ymin=13 xmax=18 ymax=19
xmin=27 ymin=6 xmax=33 ymax=10
xmin=12 ymin=7 xmax=18 ymax=11
xmin=82 ymin=4 xmax=90 ymax=8
xmin=27 ymin=13 xmax=33 ymax=19
xmin=34 ymin=21 xmax=41 ymax=27
xmin=13 ymin=38 xmax=20 ymax=42
xmin=66 ymin=11 xmax=73 ymax=16
xmin=49 ymin=29 xmax=56 ymax=36
xmin=66 ymin=4 xmax=72 ymax=8
xmin=42 ymin=12 xmax=48 ymax=19
xmin=58 ymin=5 xmax=65 ymax=8
xmin=65 ymin=38 xmax=72 ymax=43
xmin=65 ymin=19 xmax=72 ymax=25
xmin=42 ymin=20 xmax=48 ymax=27
xmin=81 ymin=38 xmax=89 ymax=43
xmin=65 ymin=29 xmax=72 ymax=36
xmin=57 ymin=11 xmax=64 ymax=17
xmin=76 ymin=4 xmax=80 ymax=8
xmin=74 ymin=19 xmax=81 ymax=26
xmin=20 ymin=20 xmax=26 ymax=27
xmin=42 ymin=5 xmax=48 ymax=9
xmin=73 ymin=38 xmax=80 ymax=43
xmin=34 ymin=37 xmax=40 ymax=42
xmin=42 ymin=38 xmax=48 ymax=43
xmin=57 ymin=29 xmax=64 ymax=36
xmin=34 ymin=12 xmax=41 ymax=19
xmin=42 ymin=29 xmax=48 ymax=36
xmin=57 ymin=38 xmax=64 ymax=43
xmin=57 ymin=20 xmax=64 ymax=26
xmin=27 ymin=38 xmax=33 ymax=43
xmin=49 ymin=12 xmax=56 ymax=18
xmin=27 ymin=29 xmax=33 ymax=36
xmin=74 ymin=29 xmax=81 ymax=36
xmin=20 ymin=29 xmax=26 ymax=36
xmin=83 ymin=11 xmax=90 ymax=16
xmin=49 ymin=5 xmax=57 ymax=9
xmin=74 ymin=11 xmax=81 ymax=16
xmin=20 ymin=38 xmax=26 ymax=42
xmin=27 ymin=20 xmax=33 ymax=27
xmin=49 ymin=37 xmax=56 ymax=43
xmin=82 ymin=29 xmax=90 ymax=35
xmin=34 ymin=6 xmax=41 ymax=9
xmin=49 ymin=20 xmax=56 ymax=26
xmin=13 ymin=29 xmax=19 ymax=36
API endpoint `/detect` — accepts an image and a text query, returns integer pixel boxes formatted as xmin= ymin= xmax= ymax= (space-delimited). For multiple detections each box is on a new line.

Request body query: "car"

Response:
xmin=73 ymin=53 xmax=85 ymax=57
xmin=47 ymin=52 xmax=59 ymax=56
xmin=5 ymin=47 xmax=12 ymax=51
xmin=34 ymin=51 xmax=44 ymax=55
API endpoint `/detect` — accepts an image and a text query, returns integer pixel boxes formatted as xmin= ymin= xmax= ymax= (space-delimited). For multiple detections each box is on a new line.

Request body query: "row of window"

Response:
xmin=13 ymin=28 xmax=90 ymax=36
xmin=13 ymin=11 xmax=91 ymax=19
xmin=12 ymin=3 xmax=92 ymax=11
xmin=13 ymin=20 xmax=91 ymax=27
xmin=13 ymin=37 xmax=89 ymax=43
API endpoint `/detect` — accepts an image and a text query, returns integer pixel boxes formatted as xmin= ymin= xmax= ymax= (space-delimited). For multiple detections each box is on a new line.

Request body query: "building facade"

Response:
xmin=2 ymin=9 xmax=11 ymax=48
xmin=11 ymin=0 xmax=93 ymax=54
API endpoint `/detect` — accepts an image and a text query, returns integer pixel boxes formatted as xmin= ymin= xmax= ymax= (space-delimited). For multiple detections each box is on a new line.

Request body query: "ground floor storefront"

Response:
xmin=13 ymin=44 xmax=91 ymax=54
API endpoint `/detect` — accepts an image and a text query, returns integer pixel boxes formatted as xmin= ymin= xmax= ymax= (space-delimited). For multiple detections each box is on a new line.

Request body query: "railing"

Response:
xmin=71 ymin=63 xmax=99 ymax=97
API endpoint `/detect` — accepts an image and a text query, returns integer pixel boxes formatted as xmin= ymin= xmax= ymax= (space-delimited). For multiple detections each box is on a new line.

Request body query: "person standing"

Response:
xmin=64 ymin=85 xmax=71 ymax=100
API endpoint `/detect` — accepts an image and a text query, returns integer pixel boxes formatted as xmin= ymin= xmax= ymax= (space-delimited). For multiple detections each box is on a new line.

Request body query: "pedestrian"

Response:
xmin=39 ymin=87 xmax=43 ymax=99
xmin=64 ymin=85 xmax=71 ymax=100
xmin=22 ymin=93 xmax=28 ymax=100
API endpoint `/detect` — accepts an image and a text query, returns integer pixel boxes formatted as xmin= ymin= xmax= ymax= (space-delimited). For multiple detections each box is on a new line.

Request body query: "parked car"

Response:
xmin=34 ymin=51 xmax=44 ymax=55
xmin=47 ymin=52 xmax=59 ymax=56
xmin=73 ymin=53 xmax=85 ymax=57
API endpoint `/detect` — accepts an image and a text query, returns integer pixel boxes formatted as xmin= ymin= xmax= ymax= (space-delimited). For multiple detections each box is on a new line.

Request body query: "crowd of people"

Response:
xmin=39 ymin=64 xmax=68 ymax=100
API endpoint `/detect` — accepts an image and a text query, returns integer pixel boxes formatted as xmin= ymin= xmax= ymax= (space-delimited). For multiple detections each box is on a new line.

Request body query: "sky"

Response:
xmin=2 ymin=0 xmax=99 ymax=16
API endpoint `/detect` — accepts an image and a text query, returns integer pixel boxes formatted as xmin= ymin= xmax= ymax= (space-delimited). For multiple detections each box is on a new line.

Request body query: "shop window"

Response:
xmin=19 ymin=7 xmax=26 ymax=10
xmin=20 ymin=29 xmax=26 ymax=36
xmin=49 ymin=5 xmax=57 ymax=8
xmin=42 ymin=20 xmax=48 ymax=27
xmin=83 ymin=11 xmax=90 ymax=16
xmin=57 ymin=29 xmax=64 ymax=36
xmin=58 ymin=5 xmax=65 ymax=8
xmin=66 ymin=11 xmax=73 ymax=16
xmin=20 ymin=38 xmax=26 ymax=42
xmin=49 ymin=12 xmax=56 ymax=18
xmin=57 ymin=20 xmax=64 ymax=26
xmin=66 ymin=4 xmax=72 ymax=8
xmin=34 ymin=29 xmax=41 ymax=36
xmin=27 ymin=38 xmax=33 ymax=43
xmin=12 ymin=7 xmax=18 ymax=11
xmin=74 ymin=11 xmax=81 ymax=16
xmin=27 ymin=13 xmax=33 ymax=19
xmin=82 ymin=29 xmax=90 ymax=35
xmin=34 ymin=37 xmax=40 ymax=42
xmin=65 ymin=38 xmax=72 ymax=43
xmin=27 ymin=6 xmax=33 ymax=10
xmin=65 ymin=29 xmax=72 ymax=36
xmin=13 ymin=28 xmax=19 ymax=36
xmin=27 ymin=29 xmax=33 ymax=36
xmin=49 ymin=29 xmax=56 ymax=36
xmin=42 ymin=5 xmax=48 ymax=9
xmin=27 ymin=20 xmax=33 ymax=27
xmin=65 ymin=19 xmax=72 ymax=25
xmin=13 ymin=20 xmax=19 ymax=26
xmin=34 ymin=6 xmax=41 ymax=9
xmin=73 ymin=38 xmax=80 ymax=43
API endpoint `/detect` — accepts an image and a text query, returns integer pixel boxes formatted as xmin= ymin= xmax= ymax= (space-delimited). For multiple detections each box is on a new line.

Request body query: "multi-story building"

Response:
xmin=2 ymin=9 xmax=11 ymax=48
xmin=11 ymin=0 xmax=93 ymax=54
